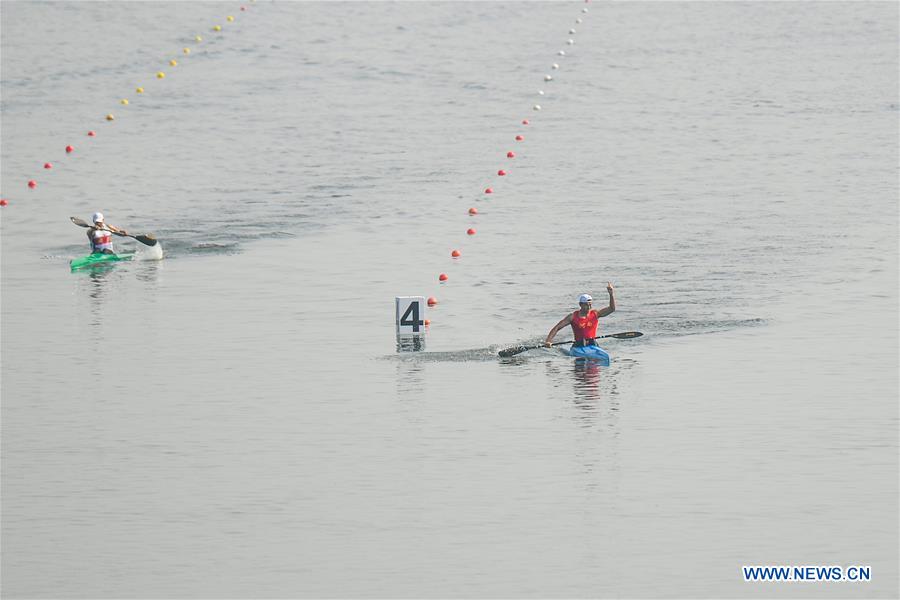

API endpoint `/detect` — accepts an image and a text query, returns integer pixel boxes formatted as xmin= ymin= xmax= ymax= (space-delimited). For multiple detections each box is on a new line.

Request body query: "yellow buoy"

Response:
xmin=169 ymin=59 xmax=178 ymax=67
xmin=136 ymin=87 xmax=144 ymax=94
xmin=213 ymin=25 xmax=222 ymax=32
xmin=106 ymin=114 xmax=115 ymax=121
xmin=120 ymin=99 xmax=129 ymax=105
xmin=183 ymin=48 xmax=191 ymax=55
xmin=195 ymin=35 xmax=203 ymax=42
xmin=157 ymin=71 xmax=165 ymax=79
xmin=227 ymin=16 xmax=235 ymax=22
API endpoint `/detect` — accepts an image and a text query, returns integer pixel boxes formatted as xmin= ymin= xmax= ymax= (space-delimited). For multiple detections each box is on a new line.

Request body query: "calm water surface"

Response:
xmin=2 ymin=1 xmax=897 ymax=598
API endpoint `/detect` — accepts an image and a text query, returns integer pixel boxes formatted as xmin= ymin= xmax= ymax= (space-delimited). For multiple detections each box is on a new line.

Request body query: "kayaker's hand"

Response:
xmin=120 ymin=230 xmax=128 ymax=235
xmin=607 ymin=281 xmax=615 ymax=294
xmin=543 ymin=341 xmax=552 ymax=347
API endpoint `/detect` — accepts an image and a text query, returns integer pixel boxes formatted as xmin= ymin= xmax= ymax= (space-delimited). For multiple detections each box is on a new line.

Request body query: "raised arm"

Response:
xmin=596 ymin=282 xmax=616 ymax=317
xmin=545 ymin=313 xmax=574 ymax=346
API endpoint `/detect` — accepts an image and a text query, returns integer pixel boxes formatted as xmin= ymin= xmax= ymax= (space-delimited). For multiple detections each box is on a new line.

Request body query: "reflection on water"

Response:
xmin=572 ymin=359 xmax=604 ymax=402
xmin=395 ymin=359 xmax=426 ymax=397
xmin=76 ymin=262 xmax=162 ymax=326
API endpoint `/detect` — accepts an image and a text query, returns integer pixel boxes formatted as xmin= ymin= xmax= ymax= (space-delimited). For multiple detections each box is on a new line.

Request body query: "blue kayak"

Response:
xmin=568 ymin=344 xmax=610 ymax=366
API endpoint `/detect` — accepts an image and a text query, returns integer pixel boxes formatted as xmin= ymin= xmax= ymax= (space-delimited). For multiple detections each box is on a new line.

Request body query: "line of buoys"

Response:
xmin=1 ymin=4 xmax=252 ymax=208
xmin=425 ymin=2 xmax=588 ymax=323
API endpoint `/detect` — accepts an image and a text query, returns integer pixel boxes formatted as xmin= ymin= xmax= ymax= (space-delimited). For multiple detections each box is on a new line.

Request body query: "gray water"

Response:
xmin=1 ymin=1 xmax=898 ymax=598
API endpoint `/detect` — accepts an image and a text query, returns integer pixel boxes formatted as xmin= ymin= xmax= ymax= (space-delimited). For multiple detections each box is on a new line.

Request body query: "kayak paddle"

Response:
xmin=70 ymin=216 xmax=158 ymax=247
xmin=498 ymin=331 xmax=643 ymax=358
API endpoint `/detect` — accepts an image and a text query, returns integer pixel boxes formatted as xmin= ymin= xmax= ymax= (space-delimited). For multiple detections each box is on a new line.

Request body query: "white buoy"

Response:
xmin=576 ymin=18 xmax=583 ymax=24
xmin=582 ymin=7 xmax=589 ymax=13
xmin=533 ymin=104 xmax=542 ymax=111
xmin=567 ymin=39 xmax=575 ymax=45
xmin=558 ymin=50 xmax=566 ymax=56
xmin=569 ymin=29 xmax=576 ymax=34
xmin=538 ymin=90 xmax=545 ymax=95
xmin=544 ymin=74 xmax=553 ymax=81
xmin=552 ymin=63 xmax=559 ymax=69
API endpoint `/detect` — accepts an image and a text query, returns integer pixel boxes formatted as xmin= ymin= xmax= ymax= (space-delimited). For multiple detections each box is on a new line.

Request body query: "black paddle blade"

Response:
xmin=133 ymin=234 xmax=158 ymax=247
xmin=70 ymin=216 xmax=90 ymax=228
xmin=609 ymin=331 xmax=643 ymax=339
xmin=498 ymin=345 xmax=533 ymax=358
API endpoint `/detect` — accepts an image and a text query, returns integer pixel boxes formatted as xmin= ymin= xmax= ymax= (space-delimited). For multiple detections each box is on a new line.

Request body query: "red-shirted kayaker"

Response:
xmin=86 ymin=212 xmax=127 ymax=254
xmin=545 ymin=282 xmax=616 ymax=348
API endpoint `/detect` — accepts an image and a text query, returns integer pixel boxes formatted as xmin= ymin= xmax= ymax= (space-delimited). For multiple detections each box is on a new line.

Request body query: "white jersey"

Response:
xmin=91 ymin=228 xmax=113 ymax=252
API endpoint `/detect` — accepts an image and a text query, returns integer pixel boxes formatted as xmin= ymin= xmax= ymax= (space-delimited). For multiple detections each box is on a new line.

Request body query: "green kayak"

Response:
xmin=70 ymin=251 xmax=134 ymax=271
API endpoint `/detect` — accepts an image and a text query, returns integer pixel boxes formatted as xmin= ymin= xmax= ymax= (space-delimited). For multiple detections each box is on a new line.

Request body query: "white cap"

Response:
xmin=578 ymin=294 xmax=593 ymax=304
xmin=92 ymin=212 xmax=104 ymax=223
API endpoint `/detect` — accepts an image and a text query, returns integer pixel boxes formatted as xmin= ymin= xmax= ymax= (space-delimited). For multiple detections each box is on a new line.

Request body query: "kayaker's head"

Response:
xmin=92 ymin=212 xmax=104 ymax=225
xmin=578 ymin=293 xmax=593 ymax=312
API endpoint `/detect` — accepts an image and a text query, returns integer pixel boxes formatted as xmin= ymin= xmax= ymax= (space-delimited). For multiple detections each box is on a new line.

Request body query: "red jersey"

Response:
xmin=570 ymin=309 xmax=598 ymax=342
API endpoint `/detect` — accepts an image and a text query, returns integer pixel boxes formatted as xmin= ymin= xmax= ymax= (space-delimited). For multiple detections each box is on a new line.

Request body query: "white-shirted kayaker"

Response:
xmin=87 ymin=212 xmax=127 ymax=254
xmin=545 ymin=283 xmax=616 ymax=348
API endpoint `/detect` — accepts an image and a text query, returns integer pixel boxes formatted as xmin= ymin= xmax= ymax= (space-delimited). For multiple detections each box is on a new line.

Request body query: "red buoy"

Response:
xmin=27 ymin=180 xmax=37 ymax=189
xmin=507 ymin=151 xmax=515 ymax=158
xmin=87 ymin=131 xmax=96 ymax=137
xmin=468 ymin=207 xmax=478 ymax=215
xmin=451 ymin=250 xmax=461 ymax=258
xmin=515 ymin=135 xmax=524 ymax=141
xmin=467 ymin=228 xmax=476 ymax=235
xmin=44 ymin=162 xmax=52 ymax=169
xmin=424 ymin=319 xmax=431 ymax=327
xmin=427 ymin=296 xmax=438 ymax=306
xmin=522 ymin=119 xmax=530 ymax=125
xmin=0 ymin=199 xmax=8 ymax=207
xmin=484 ymin=187 xmax=493 ymax=194
xmin=66 ymin=145 xmax=74 ymax=153
xmin=439 ymin=273 xmax=448 ymax=282
xmin=498 ymin=169 xmax=506 ymax=176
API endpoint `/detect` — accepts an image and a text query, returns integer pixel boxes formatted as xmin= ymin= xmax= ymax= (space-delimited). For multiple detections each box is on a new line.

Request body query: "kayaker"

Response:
xmin=544 ymin=283 xmax=616 ymax=349
xmin=86 ymin=212 xmax=127 ymax=254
